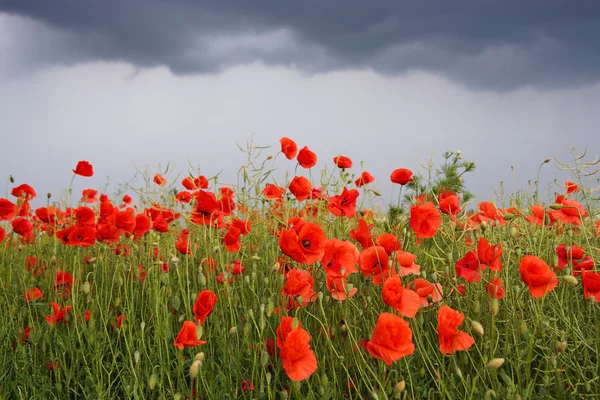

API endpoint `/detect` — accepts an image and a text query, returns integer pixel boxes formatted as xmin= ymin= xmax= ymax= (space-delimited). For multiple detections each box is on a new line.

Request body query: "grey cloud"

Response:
xmin=1 ymin=1 xmax=600 ymax=89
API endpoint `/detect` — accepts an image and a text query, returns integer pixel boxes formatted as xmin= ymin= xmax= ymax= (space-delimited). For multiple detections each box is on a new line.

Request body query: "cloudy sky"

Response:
xmin=1 ymin=1 xmax=599 ymax=208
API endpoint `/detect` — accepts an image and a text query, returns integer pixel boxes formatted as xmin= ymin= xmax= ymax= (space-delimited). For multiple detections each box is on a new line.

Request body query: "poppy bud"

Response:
xmin=244 ymin=275 xmax=250 ymax=284
xmin=140 ymin=321 xmax=146 ymax=331
xmin=370 ymin=392 xmax=380 ymax=400
xmin=555 ymin=340 xmax=567 ymax=353
xmin=243 ymin=322 xmax=250 ymax=336
xmin=486 ymin=358 xmax=505 ymax=369
xmin=503 ymin=213 xmax=514 ymax=220
xmin=549 ymin=356 xmax=557 ymax=368
xmin=318 ymin=292 xmax=324 ymax=302
xmin=194 ymin=352 xmax=205 ymax=362
xmin=279 ymin=390 xmax=288 ymax=399
xmin=426 ymin=294 xmax=433 ymax=303
xmin=267 ymin=154 xmax=274 ymax=160
xmin=394 ymin=379 xmax=406 ymax=394
xmin=189 ymin=360 xmax=201 ymax=379
xmin=473 ymin=299 xmax=481 ymax=314
xmin=272 ymin=262 xmax=281 ymax=272
xmin=491 ymin=299 xmax=499 ymax=316
xmin=446 ymin=252 xmax=453 ymax=262
xmin=199 ymin=274 xmax=207 ymax=286
xmin=544 ymin=158 xmax=552 ymax=164
xmin=471 ymin=320 xmax=485 ymax=336
xmin=430 ymin=272 xmax=438 ymax=282
xmin=484 ymin=390 xmax=497 ymax=400
xmin=47 ymin=192 xmax=52 ymax=199
xmin=229 ymin=327 xmax=237 ymax=336
xmin=81 ymin=282 xmax=91 ymax=294
xmin=345 ymin=283 xmax=354 ymax=294
xmin=454 ymin=366 xmax=463 ymax=379
xmin=266 ymin=372 xmax=272 ymax=385
xmin=171 ymin=256 xmax=180 ymax=265
xmin=9 ymin=175 xmax=14 ymax=183
xmin=510 ymin=226 xmax=517 ymax=236
xmin=373 ymin=190 xmax=382 ymax=196
xmin=260 ymin=350 xmax=269 ymax=367
xmin=295 ymin=295 xmax=303 ymax=306
xmin=481 ymin=221 xmax=489 ymax=231
xmin=174 ymin=394 xmax=182 ymax=400
xmin=549 ymin=203 xmax=563 ymax=210
xmin=134 ymin=350 xmax=140 ymax=364
xmin=148 ymin=374 xmax=158 ymax=390
xmin=562 ymin=275 xmax=578 ymax=285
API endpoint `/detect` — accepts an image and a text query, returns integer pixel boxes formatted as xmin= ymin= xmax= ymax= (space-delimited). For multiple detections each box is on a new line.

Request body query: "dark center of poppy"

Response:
xmin=302 ymin=239 xmax=311 ymax=249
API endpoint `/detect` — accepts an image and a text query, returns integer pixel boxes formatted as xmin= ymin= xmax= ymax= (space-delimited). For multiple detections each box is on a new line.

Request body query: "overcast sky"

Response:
xmin=1 ymin=2 xmax=599 ymax=208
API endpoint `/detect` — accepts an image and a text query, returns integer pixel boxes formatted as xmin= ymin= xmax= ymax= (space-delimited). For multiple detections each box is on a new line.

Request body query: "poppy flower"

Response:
xmin=73 ymin=161 xmax=94 ymax=177
xmin=486 ymin=276 xmax=505 ymax=300
xmin=439 ymin=191 xmax=461 ymax=218
xmin=11 ymin=184 xmax=37 ymax=200
xmin=333 ymin=156 xmax=353 ymax=169
xmin=455 ymin=251 xmax=481 ymax=282
xmin=548 ymin=198 xmax=587 ymax=226
xmin=382 ymin=276 xmax=420 ymax=318
xmin=223 ymin=226 xmax=242 ymax=252
xmin=174 ymin=321 xmax=206 ymax=349
xmin=153 ymin=174 xmax=167 ymax=186
xmin=0 ymin=226 xmax=5 ymax=243
xmin=582 ymin=271 xmax=600 ymax=301
xmin=349 ymin=217 xmax=374 ymax=249
xmin=280 ymin=137 xmax=298 ymax=160
xmin=407 ymin=278 xmax=443 ymax=308
xmin=326 ymin=276 xmax=358 ymax=300
xmin=519 ymin=255 xmax=558 ymax=298
xmin=367 ymin=312 xmax=415 ymax=366
xmin=355 ymin=171 xmax=375 ymax=188
xmin=0 ymin=198 xmax=17 ymax=221
xmin=394 ymin=251 xmax=421 ymax=277
xmin=297 ymin=146 xmax=317 ymax=169
xmin=276 ymin=317 xmax=302 ymax=349
xmin=390 ymin=168 xmax=413 ymax=185
xmin=279 ymin=221 xmax=326 ymax=265
xmin=477 ymin=202 xmax=506 ymax=226
xmin=46 ymin=302 xmax=72 ymax=325
xmin=279 ymin=327 xmax=318 ymax=381
xmin=321 ymin=238 xmax=359 ymax=278
xmin=565 ymin=181 xmax=579 ymax=194
xmin=409 ymin=202 xmax=441 ymax=244
xmin=282 ymin=269 xmax=317 ymax=308
xmin=24 ymin=287 xmax=43 ymax=303
xmin=289 ymin=176 xmax=312 ymax=202
xmin=377 ymin=233 xmax=402 ymax=255
xmin=477 ymin=238 xmax=503 ymax=272
xmin=11 ymin=217 xmax=33 ymax=239
xmin=80 ymin=189 xmax=98 ymax=204
xmin=228 ymin=260 xmax=246 ymax=275
xmin=327 ymin=187 xmax=360 ymax=218
xmin=437 ymin=306 xmax=475 ymax=354
xmin=193 ymin=290 xmax=218 ymax=325
xmin=263 ymin=183 xmax=285 ymax=200
xmin=359 ymin=245 xmax=392 ymax=285
xmin=525 ymin=205 xmax=548 ymax=227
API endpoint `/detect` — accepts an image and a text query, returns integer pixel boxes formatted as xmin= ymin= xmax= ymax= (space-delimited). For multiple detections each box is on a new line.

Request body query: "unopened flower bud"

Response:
xmin=394 ymin=379 xmax=406 ymax=393
xmin=267 ymin=154 xmax=274 ymax=160
xmin=480 ymin=221 xmax=489 ymax=231
xmin=81 ymin=281 xmax=91 ymax=294
xmin=189 ymin=360 xmax=201 ymax=379
xmin=562 ymin=275 xmax=578 ymax=285
xmin=272 ymin=262 xmax=281 ymax=272
xmin=47 ymin=192 xmax=52 ymax=199
xmin=229 ymin=327 xmax=237 ymax=336
xmin=194 ymin=352 xmax=205 ymax=362
xmin=471 ymin=320 xmax=485 ymax=336
xmin=549 ymin=203 xmax=563 ymax=210
xmin=555 ymin=340 xmax=567 ymax=353
xmin=372 ymin=190 xmax=382 ymax=197
xmin=148 ymin=374 xmax=158 ymax=390
xmin=491 ymin=299 xmax=499 ymax=316
xmin=486 ymin=358 xmax=505 ymax=369
xmin=544 ymin=158 xmax=552 ymax=164
xmin=9 ymin=175 xmax=14 ymax=183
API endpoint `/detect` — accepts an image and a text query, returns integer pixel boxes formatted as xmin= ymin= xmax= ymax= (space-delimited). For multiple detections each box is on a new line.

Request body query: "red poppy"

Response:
xmin=359 ymin=246 xmax=392 ymax=285
xmin=223 ymin=226 xmax=242 ymax=252
xmin=519 ymin=255 xmax=558 ymax=298
xmin=327 ymin=187 xmax=360 ymax=218
xmin=355 ymin=171 xmax=375 ymax=188
xmin=409 ymin=202 xmax=441 ymax=244
xmin=80 ymin=189 xmax=98 ymax=204
xmin=548 ymin=199 xmax=587 ymax=226
xmin=565 ymin=181 xmax=579 ymax=194
xmin=263 ymin=183 xmax=285 ymax=199
xmin=174 ymin=321 xmax=206 ymax=349
xmin=282 ymin=269 xmax=317 ymax=308
xmin=367 ymin=312 xmax=415 ymax=366
xmin=394 ymin=251 xmax=421 ymax=277
xmin=525 ymin=205 xmax=547 ymax=227
xmin=477 ymin=238 xmax=503 ymax=272
xmin=439 ymin=191 xmax=461 ymax=218
xmin=11 ymin=184 xmax=37 ymax=200
xmin=437 ymin=306 xmax=475 ymax=354
xmin=0 ymin=226 xmax=5 ymax=243
xmin=582 ymin=271 xmax=600 ymax=301
xmin=153 ymin=174 xmax=167 ymax=186
xmin=46 ymin=302 xmax=72 ymax=325
xmin=390 ymin=168 xmax=413 ymax=185
xmin=382 ymin=276 xmax=420 ymax=318
xmin=289 ymin=176 xmax=312 ymax=202
xmin=279 ymin=327 xmax=318 ymax=381
xmin=228 ymin=260 xmax=246 ymax=275
xmin=114 ymin=314 xmax=126 ymax=329
xmin=333 ymin=156 xmax=353 ymax=169
xmin=455 ymin=251 xmax=481 ymax=282
xmin=24 ymin=287 xmax=43 ymax=303
xmin=280 ymin=137 xmax=298 ymax=160
xmin=486 ymin=276 xmax=505 ymax=300
xmin=326 ymin=276 xmax=357 ymax=300
xmin=193 ymin=290 xmax=218 ymax=325
xmin=349 ymin=217 xmax=374 ymax=249
xmin=11 ymin=217 xmax=33 ymax=239
xmin=0 ymin=198 xmax=17 ymax=221
xmin=276 ymin=316 xmax=302 ymax=349
xmin=554 ymin=244 xmax=589 ymax=272
xmin=321 ymin=239 xmax=359 ymax=278
xmin=73 ymin=161 xmax=94 ymax=177
xmin=297 ymin=146 xmax=317 ymax=169
xmin=407 ymin=278 xmax=443 ymax=308
xmin=279 ymin=221 xmax=326 ymax=265
xmin=377 ymin=233 xmax=402 ymax=255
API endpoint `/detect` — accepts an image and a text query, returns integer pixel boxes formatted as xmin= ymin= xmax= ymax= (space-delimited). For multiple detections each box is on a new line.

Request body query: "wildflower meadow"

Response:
xmin=1 ymin=138 xmax=599 ymax=399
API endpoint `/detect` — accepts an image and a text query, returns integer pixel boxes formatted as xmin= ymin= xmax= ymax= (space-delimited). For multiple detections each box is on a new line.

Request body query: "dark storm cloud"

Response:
xmin=1 ymin=0 xmax=600 ymax=89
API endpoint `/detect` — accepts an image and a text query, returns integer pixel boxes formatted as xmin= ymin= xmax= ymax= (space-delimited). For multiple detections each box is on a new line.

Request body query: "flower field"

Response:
xmin=1 ymin=139 xmax=599 ymax=399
